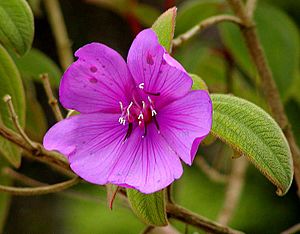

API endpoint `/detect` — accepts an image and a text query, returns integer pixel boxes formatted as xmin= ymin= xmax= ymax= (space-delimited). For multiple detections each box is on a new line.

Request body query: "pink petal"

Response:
xmin=43 ymin=113 xmax=128 ymax=184
xmin=127 ymin=29 xmax=192 ymax=108
xmin=60 ymin=43 xmax=134 ymax=113
xmin=43 ymin=114 xmax=183 ymax=193
xmin=108 ymin=123 xmax=183 ymax=193
xmin=157 ymin=90 xmax=212 ymax=165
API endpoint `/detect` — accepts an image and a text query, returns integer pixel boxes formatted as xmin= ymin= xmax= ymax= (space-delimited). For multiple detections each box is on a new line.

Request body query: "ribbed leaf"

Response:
xmin=0 ymin=0 xmax=34 ymax=56
xmin=190 ymin=73 xmax=208 ymax=91
xmin=152 ymin=7 xmax=177 ymax=52
xmin=0 ymin=45 xmax=25 ymax=167
xmin=211 ymin=94 xmax=293 ymax=195
xmin=0 ymin=158 xmax=11 ymax=233
xmin=127 ymin=189 xmax=167 ymax=226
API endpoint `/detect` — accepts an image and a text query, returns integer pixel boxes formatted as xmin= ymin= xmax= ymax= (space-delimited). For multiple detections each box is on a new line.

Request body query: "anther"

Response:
xmin=151 ymin=109 xmax=157 ymax=116
xmin=127 ymin=102 xmax=133 ymax=116
xmin=138 ymin=113 xmax=144 ymax=120
xmin=119 ymin=101 xmax=124 ymax=111
xmin=138 ymin=83 xmax=145 ymax=89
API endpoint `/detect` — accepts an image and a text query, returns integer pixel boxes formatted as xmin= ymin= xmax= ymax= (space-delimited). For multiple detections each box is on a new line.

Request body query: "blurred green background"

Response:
xmin=1 ymin=0 xmax=300 ymax=233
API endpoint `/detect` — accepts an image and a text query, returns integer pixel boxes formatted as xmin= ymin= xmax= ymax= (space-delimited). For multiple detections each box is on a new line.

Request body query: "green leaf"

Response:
xmin=190 ymin=73 xmax=208 ymax=91
xmin=0 ymin=0 xmax=34 ymax=56
xmin=132 ymin=4 xmax=160 ymax=27
xmin=0 ymin=158 xmax=11 ymax=232
xmin=176 ymin=0 xmax=221 ymax=35
xmin=127 ymin=189 xmax=167 ymax=226
xmin=0 ymin=45 xmax=26 ymax=167
xmin=152 ymin=7 xmax=177 ymax=52
xmin=25 ymin=82 xmax=47 ymax=141
xmin=211 ymin=94 xmax=293 ymax=195
xmin=220 ymin=3 xmax=300 ymax=99
xmin=11 ymin=48 xmax=62 ymax=87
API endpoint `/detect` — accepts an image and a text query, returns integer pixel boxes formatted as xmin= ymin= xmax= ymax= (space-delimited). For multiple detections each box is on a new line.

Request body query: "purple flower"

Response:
xmin=43 ymin=29 xmax=212 ymax=194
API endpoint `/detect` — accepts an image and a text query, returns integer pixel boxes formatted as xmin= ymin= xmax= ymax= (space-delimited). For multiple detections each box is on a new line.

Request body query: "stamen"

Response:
xmin=119 ymin=101 xmax=124 ymax=111
xmin=118 ymin=117 xmax=125 ymax=125
xmin=138 ymin=83 xmax=145 ymax=89
xmin=142 ymin=124 xmax=147 ymax=138
xmin=124 ymin=123 xmax=133 ymax=141
xmin=142 ymin=101 xmax=146 ymax=109
xmin=147 ymin=96 xmax=153 ymax=103
xmin=151 ymin=109 xmax=157 ymax=116
xmin=127 ymin=102 xmax=133 ymax=116
xmin=153 ymin=115 xmax=160 ymax=133
xmin=145 ymin=90 xmax=160 ymax=96
xmin=138 ymin=113 xmax=144 ymax=120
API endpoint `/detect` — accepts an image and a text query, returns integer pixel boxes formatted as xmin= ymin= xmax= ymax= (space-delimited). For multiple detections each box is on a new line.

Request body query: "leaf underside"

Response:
xmin=211 ymin=94 xmax=293 ymax=195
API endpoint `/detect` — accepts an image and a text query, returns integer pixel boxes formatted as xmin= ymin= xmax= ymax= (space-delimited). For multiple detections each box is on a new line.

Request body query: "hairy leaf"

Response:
xmin=127 ymin=189 xmax=167 ymax=226
xmin=190 ymin=73 xmax=208 ymax=91
xmin=211 ymin=94 xmax=293 ymax=195
xmin=152 ymin=7 xmax=177 ymax=53
xmin=0 ymin=0 xmax=34 ymax=56
xmin=0 ymin=45 xmax=25 ymax=167
xmin=0 ymin=158 xmax=11 ymax=233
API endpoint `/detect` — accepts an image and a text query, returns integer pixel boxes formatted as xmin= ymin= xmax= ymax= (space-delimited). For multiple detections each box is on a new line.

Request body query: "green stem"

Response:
xmin=0 ymin=177 xmax=80 ymax=196
xmin=172 ymin=15 xmax=243 ymax=48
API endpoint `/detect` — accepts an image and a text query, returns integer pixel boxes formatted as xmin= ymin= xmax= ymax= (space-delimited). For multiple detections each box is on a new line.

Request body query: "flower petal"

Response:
xmin=157 ymin=90 xmax=213 ymax=165
xmin=43 ymin=114 xmax=183 ymax=193
xmin=108 ymin=123 xmax=183 ymax=193
xmin=60 ymin=43 xmax=134 ymax=113
xmin=127 ymin=29 xmax=192 ymax=108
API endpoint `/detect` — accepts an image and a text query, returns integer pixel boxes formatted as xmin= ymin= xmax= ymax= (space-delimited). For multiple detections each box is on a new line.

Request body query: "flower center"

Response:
xmin=119 ymin=83 xmax=160 ymax=140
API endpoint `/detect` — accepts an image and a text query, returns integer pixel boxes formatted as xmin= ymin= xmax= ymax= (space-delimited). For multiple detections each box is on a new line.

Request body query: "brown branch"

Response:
xmin=43 ymin=0 xmax=73 ymax=70
xmin=172 ymin=15 xmax=243 ymax=48
xmin=3 ymin=95 xmax=38 ymax=149
xmin=195 ymin=157 xmax=229 ymax=183
xmin=0 ymin=122 xmax=69 ymax=169
xmin=226 ymin=0 xmax=300 ymax=196
xmin=0 ymin=177 xmax=80 ymax=196
xmin=217 ymin=157 xmax=248 ymax=225
xmin=40 ymin=74 xmax=64 ymax=121
xmin=245 ymin=0 xmax=257 ymax=19
xmin=166 ymin=203 xmax=244 ymax=234
xmin=281 ymin=223 xmax=300 ymax=234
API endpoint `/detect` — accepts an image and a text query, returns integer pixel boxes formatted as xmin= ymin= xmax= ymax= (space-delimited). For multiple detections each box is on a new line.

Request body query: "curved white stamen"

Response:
xmin=142 ymin=101 xmax=146 ymax=109
xmin=127 ymin=102 xmax=133 ymax=116
xmin=119 ymin=101 xmax=124 ymax=111
xmin=118 ymin=117 xmax=126 ymax=125
xmin=138 ymin=83 xmax=145 ymax=89
xmin=138 ymin=113 xmax=144 ymax=120
xmin=151 ymin=109 xmax=157 ymax=116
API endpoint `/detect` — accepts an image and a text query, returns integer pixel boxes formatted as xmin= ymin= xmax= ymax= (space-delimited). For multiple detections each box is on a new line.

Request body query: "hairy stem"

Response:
xmin=166 ymin=203 xmax=244 ymax=234
xmin=226 ymin=0 xmax=300 ymax=196
xmin=172 ymin=15 xmax=243 ymax=48
xmin=3 ymin=95 xmax=38 ymax=149
xmin=43 ymin=0 xmax=73 ymax=70
xmin=281 ymin=223 xmax=300 ymax=234
xmin=0 ymin=123 xmax=68 ymax=168
xmin=40 ymin=74 xmax=64 ymax=121
xmin=217 ymin=157 xmax=248 ymax=225
xmin=245 ymin=0 xmax=257 ymax=19
xmin=195 ymin=157 xmax=229 ymax=183
xmin=0 ymin=177 xmax=80 ymax=196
